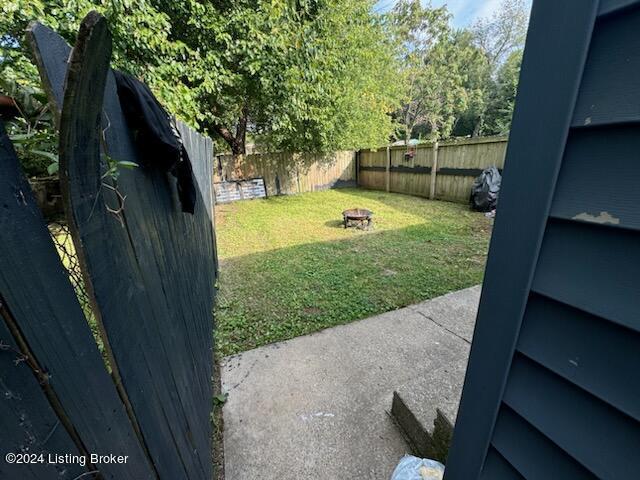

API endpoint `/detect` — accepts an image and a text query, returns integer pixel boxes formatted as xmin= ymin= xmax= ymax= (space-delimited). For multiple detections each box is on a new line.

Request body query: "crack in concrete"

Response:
xmin=410 ymin=309 xmax=471 ymax=345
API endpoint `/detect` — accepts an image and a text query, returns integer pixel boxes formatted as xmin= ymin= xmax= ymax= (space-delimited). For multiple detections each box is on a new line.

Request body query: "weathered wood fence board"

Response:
xmin=0 ymin=320 xmax=83 ymax=480
xmin=216 ymin=140 xmax=506 ymax=204
xmin=0 ymin=124 xmax=86 ymax=480
xmin=215 ymin=150 xmax=355 ymax=198
xmin=357 ymin=148 xmax=387 ymax=191
xmin=11 ymin=13 xmax=219 ymax=480
xmin=0 ymin=119 xmax=155 ymax=480
xmin=435 ymin=138 xmax=507 ymax=202
xmin=358 ymin=137 xmax=507 ymax=203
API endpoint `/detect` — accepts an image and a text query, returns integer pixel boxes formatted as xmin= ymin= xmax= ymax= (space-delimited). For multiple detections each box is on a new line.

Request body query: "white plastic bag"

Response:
xmin=390 ymin=455 xmax=445 ymax=480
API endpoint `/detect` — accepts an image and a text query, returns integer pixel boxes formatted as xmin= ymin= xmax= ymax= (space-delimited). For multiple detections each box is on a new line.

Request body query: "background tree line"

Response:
xmin=390 ymin=0 xmax=528 ymax=142
xmin=0 ymin=0 xmax=528 ymax=177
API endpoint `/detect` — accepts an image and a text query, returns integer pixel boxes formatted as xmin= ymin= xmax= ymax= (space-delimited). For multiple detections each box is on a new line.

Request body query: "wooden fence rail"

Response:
xmin=358 ymin=137 xmax=508 ymax=203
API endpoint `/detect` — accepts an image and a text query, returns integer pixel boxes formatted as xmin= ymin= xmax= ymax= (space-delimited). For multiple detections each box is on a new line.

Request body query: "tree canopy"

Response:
xmin=389 ymin=0 xmax=529 ymax=142
xmin=1 ymin=0 xmax=403 ymax=159
xmin=1 ymin=0 xmax=529 ymax=174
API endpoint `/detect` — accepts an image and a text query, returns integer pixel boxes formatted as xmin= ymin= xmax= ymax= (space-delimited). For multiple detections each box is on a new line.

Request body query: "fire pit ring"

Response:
xmin=342 ymin=208 xmax=373 ymax=230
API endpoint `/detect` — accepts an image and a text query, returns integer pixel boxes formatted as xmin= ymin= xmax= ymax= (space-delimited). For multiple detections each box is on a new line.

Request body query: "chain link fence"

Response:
xmin=48 ymin=221 xmax=109 ymax=367
xmin=48 ymin=222 xmax=92 ymax=315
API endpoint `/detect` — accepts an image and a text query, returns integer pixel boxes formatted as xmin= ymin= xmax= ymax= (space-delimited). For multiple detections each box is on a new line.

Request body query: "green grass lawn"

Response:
xmin=214 ymin=188 xmax=492 ymax=356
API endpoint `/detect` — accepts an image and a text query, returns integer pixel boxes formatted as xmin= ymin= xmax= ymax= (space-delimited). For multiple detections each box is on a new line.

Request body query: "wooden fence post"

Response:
xmin=293 ymin=152 xmax=302 ymax=194
xmin=386 ymin=146 xmax=391 ymax=192
xmin=429 ymin=140 xmax=439 ymax=199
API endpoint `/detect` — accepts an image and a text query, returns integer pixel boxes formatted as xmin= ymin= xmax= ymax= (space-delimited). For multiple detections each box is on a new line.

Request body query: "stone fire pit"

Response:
xmin=342 ymin=208 xmax=373 ymax=229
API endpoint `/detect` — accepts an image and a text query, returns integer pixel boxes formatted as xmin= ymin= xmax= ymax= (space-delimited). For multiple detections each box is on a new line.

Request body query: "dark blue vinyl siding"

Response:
xmin=549 ymin=126 xmax=640 ymax=232
xmin=445 ymin=1 xmax=640 ymax=478
xmin=480 ymin=448 xmax=524 ymax=480
xmin=492 ymin=406 xmax=596 ymax=479
xmin=517 ymin=295 xmax=640 ymax=421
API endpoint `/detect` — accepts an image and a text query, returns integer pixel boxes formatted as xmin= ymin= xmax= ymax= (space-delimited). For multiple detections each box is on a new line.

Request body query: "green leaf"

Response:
xmin=213 ymin=392 xmax=228 ymax=405
xmin=47 ymin=162 xmax=59 ymax=175
xmin=9 ymin=133 xmax=37 ymax=141
xmin=116 ymin=160 xmax=139 ymax=169
xmin=32 ymin=150 xmax=59 ymax=162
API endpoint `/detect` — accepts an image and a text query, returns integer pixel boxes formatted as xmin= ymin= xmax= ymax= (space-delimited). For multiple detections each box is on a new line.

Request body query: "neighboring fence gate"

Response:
xmin=0 ymin=13 xmax=216 ymax=480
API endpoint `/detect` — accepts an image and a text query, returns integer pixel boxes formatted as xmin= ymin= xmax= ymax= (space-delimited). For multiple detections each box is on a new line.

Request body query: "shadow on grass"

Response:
xmin=338 ymin=187 xmax=471 ymax=220
xmin=324 ymin=219 xmax=345 ymax=228
xmin=215 ymin=220 xmax=489 ymax=357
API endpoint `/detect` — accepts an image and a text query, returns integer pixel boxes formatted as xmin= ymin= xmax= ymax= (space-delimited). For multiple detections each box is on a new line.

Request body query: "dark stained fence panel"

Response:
xmin=0 ymin=317 xmax=84 ymax=480
xmin=31 ymin=15 xmax=215 ymax=480
xmin=27 ymin=22 xmax=67 ymax=119
xmin=0 ymin=113 xmax=155 ymax=480
xmin=176 ymin=120 xmax=215 ymax=221
xmin=176 ymin=118 xmax=219 ymax=278
xmin=0 ymin=132 xmax=87 ymax=480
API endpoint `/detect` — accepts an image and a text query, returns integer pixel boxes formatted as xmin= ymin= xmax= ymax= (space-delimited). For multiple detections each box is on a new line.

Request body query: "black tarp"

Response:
xmin=469 ymin=166 xmax=501 ymax=212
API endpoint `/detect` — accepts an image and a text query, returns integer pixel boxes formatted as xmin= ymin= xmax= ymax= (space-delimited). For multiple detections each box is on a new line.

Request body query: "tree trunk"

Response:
xmin=234 ymin=104 xmax=248 ymax=154
xmin=209 ymin=107 xmax=250 ymax=179
xmin=405 ymin=120 xmax=415 ymax=145
xmin=471 ymin=118 xmax=482 ymax=137
xmin=229 ymin=140 xmax=245 ymax=156
xmin=210 ymin=103 xmax=249 ymax=156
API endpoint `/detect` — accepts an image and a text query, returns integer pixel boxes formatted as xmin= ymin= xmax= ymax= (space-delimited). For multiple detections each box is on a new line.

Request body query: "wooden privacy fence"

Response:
xmin=0 ymin=13 xmax=216 ymax=480
xmin=215 ymin=150 xmax=356 ymax=198
xmin=358 ymin=137 xmax=508 ymax=203
xmin=215 ymin=140 xmax=507 ymax=204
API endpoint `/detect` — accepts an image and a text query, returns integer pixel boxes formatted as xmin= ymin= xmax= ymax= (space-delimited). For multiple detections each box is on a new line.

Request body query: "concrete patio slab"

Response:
xmin=221 ymin=285 xmax=481 ymax=480
xmin=408 ymin=285 xmax=480 ymax=343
